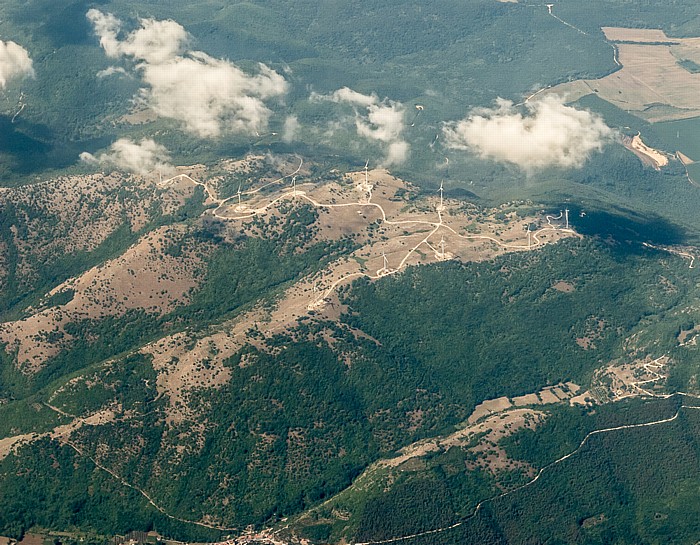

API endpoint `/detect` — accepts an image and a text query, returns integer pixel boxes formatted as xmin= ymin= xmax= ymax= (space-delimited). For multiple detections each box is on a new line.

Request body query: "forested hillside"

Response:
xmin=2 ymin=0 xmax=700 ymax=544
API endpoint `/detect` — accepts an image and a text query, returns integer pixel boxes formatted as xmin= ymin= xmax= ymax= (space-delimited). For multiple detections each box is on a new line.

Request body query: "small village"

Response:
xmin=0 ymin=530 xmax=299 ymax=545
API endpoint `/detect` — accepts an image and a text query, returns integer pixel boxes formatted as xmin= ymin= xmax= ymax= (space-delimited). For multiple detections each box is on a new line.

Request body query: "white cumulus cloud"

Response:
xmin=96 ymin=66 xmax=129 ymax=78
xmin=282 ymin=115 xmax=300 ymax=143
xmin=80 ymin=138 xmax=175 ymax=176
xmin=328 ymin=87 xmax=378 ymax=107
xmin=87 ymin=9 xmax=288 ymax=138
xmin=86 ymin=10 xmax=189 ymax=65
xmin=443 ymin=96 xmax=613 ymax=171
xmin=86 ymin=10 xmax=123 ymax=59
xmin=314 ymin=87 xmax=410 ymax=167
xmin=357 ymin=102 xmax=406 ymax=144
xmin=138 ymin=54 xmax=286 ymax=138
xmin=385 ymin=141 xmax=410 ymax=167
xmin=0 ymin=40 xmax=34 ymax=89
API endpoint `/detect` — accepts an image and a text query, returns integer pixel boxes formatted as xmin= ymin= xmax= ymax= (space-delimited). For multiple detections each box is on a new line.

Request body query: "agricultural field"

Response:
xmin=544 ymin=28 xmax=700 ymax=122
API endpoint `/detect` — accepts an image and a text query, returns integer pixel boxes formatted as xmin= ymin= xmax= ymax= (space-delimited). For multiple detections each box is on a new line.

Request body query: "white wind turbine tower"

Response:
xmin=307 ymin=281 xmax=324 ymax=311
xmin=359 ymin=159 xmax=372 ymax=202
xmin=292 ymin=175 xmax=297 ymax=196
xmin=437 ymin=180 xmax=445 ymax=211
xmin=565 ymin=208 xmax=569 ymax=230
xmin=237 ymin=182 xmax=242 ymax=207
xmin=527 ymin=224 xmax=531 ymax=250
xmin=382 ymin=251 xmax=389 ymax=273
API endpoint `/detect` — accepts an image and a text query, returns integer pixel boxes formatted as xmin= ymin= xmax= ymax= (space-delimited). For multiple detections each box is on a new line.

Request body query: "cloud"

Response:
xmin=86 ymin=10 xmax=123 ymax=59
xmin=328 ymin=87 xmax=378 ymax=107
xmin=96 ymin=66 xmax=129 ymax=78
xmin=86 ymin=10 xmax=189 ymax=64
xmin=443 ymin=96 xmax=613 ymax=171
xmin=356 ymin=102 xmax=406 ymax=143
xmin=314 ymin=87 xmax=410 ymax=166
xmin=87 ymin=10 xmax=288 ymax=138
xmin=80 ymin=138 xmax=175 ymax=176
xmin=0 ymin=40 xmax=34 ymax=89
xmin=385 ymin=141 xmax=410 ymax=166
xmin=138 ymin=54 xmax=286 ymax=137
xmin=282 ymin=115 xmax=300 ymax=143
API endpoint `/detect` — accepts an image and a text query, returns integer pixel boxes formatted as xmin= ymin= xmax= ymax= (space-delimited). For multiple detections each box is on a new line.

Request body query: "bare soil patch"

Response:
xmin=0 ymin=407 xmax=116 ymax=461
xmin=581 ymin=513 xmax=607 ymax=529
xmin=623 ymin=134 xmax=669 ymax=169
xmin=583 ymin=355 xmax=669 ymax=403
xmin=678 ymin=324 xmax=700 ymax=345
xmin=468 ymin=397 xmax=512 ymax=424
xmin=552 ymin=281 xmax=575 ymax=293
xmin=576 ymin=318 xmax=606 ymax=351
xmin=677 ymin=151 xmax=695 ymax=165
xmin=0 ymin=433 xmax=36 ymax=461
xmin=0 ymin=225 xmax=207 ymax=374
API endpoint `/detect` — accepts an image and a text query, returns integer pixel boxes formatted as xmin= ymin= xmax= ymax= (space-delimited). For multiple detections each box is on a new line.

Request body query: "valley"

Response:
xmin=2 ymin=0 xmax=700 ymax=543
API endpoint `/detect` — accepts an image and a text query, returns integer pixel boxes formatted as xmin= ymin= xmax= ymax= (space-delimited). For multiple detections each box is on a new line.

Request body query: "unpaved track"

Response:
xmin=355 ymin=398 xmax=700 ymax=545
xmin=163 ymin=166 xmax=575 ymax=309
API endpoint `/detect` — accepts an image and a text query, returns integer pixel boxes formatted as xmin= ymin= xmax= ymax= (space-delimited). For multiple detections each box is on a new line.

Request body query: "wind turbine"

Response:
xmin=438 ymin=180 xmax=444 ymax=210
xmin=564 ymin=208 xmax=569 ymax=230
xmin=382 ymin=251 xmax=389 ymax=272
xmin=292 ymin=175 xmax=297 ymax=196
xmin=237 ymin=182 xmax=242 ymax=207
xmin=364 ymin=159 xmax=369 ymax=185
xmin=410 ymin=104 xmax=424 ymax=126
